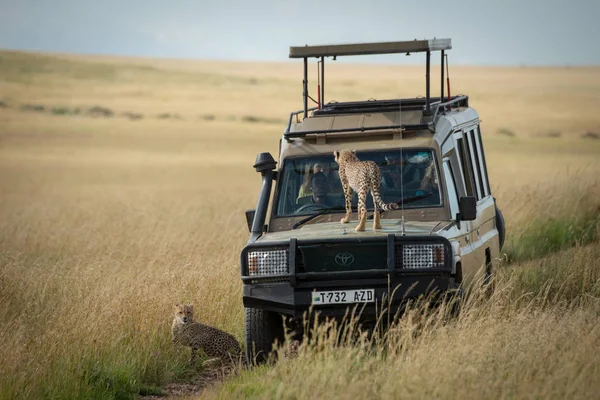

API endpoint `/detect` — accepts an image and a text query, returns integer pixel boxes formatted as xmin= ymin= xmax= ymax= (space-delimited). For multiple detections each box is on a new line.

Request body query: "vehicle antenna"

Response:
xmin=399 ymin=97 xmax=406 ymax=236
xmin=317 ymin=59 xmax=321 ymax=109
xmin=445 ymin=53 xmax=451 ymax=101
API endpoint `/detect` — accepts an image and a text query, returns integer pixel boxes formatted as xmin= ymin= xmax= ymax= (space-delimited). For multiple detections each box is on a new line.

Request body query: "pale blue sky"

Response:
xmin=0 ymin=0 xmax=598 ymax=66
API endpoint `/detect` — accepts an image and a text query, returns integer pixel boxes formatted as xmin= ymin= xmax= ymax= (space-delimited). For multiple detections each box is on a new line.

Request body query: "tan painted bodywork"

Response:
xmin=257 ymin=105 xmax=501 ymax=287
xmin=262 ymin=219 xmax=449 ymax=242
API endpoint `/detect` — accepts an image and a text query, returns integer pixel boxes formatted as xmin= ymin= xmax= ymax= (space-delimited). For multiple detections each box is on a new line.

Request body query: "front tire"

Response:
xmin=483 ymin=249 xmax=495 ymax=298
xmin=495 ymin=205 xmax=505 ymax=251
xmin=244 ymin=307 xmax=283 ymax=365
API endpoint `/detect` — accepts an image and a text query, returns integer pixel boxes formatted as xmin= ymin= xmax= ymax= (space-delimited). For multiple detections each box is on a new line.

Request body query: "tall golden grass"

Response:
xmin=211 ymin=247 xmax=600 ymax=399
xmin=0 ymin=51 xmax=599 ymax=399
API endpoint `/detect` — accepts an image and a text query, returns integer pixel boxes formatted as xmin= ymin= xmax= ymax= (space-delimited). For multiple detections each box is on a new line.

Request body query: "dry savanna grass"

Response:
xmin=0 ymin=50 xmax=599 ymax=399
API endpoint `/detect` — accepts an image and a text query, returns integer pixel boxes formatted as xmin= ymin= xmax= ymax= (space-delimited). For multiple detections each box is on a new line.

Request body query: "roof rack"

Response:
xmin=284 ymin=122 xmax=433 ymax=139
xmin=283 ymin=95 xmax=468 ymax=139
xmin=312 ymin=97 xmax=446 ymax=116
xmin=289 ymin=38 xmax=451 ymax=58
xmin=289 ymin=38 xmax=452 ymax=119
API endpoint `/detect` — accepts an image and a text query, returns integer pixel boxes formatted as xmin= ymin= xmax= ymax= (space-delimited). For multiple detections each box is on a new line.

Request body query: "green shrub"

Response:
xmin=87 ymin=106 xmax=114 ymax=117
xmin=504 ymin=211 xmax=600 ymax=263
xmin=497 ymin=127 xmax=516 ymax=137
xmin=20 ymin=104 xmax=45 ymax=112
xmin=51 ymin=106 xmax=71 ymax=115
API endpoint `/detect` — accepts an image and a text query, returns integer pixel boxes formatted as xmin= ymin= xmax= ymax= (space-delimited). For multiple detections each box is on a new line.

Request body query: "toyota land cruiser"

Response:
xmin=240 ymin=38 xmax=505 ymax=363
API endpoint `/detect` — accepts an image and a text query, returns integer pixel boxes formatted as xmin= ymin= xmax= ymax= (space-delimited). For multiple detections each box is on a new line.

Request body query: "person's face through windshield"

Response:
xmin=313 ymin=163 xmax=331 ymax=176
xmin=311 ymin=172 xmax=330 ymax=205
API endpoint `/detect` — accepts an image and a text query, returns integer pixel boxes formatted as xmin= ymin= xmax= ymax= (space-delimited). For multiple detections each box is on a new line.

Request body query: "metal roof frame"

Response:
xmin=289 ymin=38 xmax=452 ymax=119
xmin=289 ymin=38 xmax=451 ymax=58
xmin=283 ymin=95 xmax=469 ymax=139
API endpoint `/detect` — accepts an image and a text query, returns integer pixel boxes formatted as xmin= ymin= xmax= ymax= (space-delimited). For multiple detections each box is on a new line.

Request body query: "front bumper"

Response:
xmin=241 ymin=234 xmax=454 ymax=319
xmin=243 ymin=274 xmax=452 ymax=318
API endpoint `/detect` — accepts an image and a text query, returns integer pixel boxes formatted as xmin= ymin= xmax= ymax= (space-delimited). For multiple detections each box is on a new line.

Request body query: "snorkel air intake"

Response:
xmin=250 ymin=152 xmax=277 ymax=242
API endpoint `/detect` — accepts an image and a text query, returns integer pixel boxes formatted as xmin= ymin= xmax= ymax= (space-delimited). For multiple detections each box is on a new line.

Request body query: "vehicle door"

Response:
xmin=455 ymin=125 xmax=499 ymax=281
xmin=449 ymin=128 xmax=484 ymax=281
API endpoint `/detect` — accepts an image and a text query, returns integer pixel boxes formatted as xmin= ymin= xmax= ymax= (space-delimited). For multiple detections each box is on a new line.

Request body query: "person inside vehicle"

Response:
xmin=297 ymin=162 xmax=324 ymax=201
xmin=411 ymin=160 xmax=441 ymax=205
xmin=310 ymin=172 xmax=333 ymax=206
xmin=383 ymin=154 xmax=406 ymax=190
xmin=418 ymin=162 xmax=439 ymax=192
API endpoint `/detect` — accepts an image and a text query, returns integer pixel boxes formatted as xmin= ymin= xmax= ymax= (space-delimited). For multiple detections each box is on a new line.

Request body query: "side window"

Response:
xmin=474 ymin=126 xmax=491 ymax=196
xmin=448 ymin=148 xmax=466 ymax=197
xmin=466 ymin=129 xmax=484 ymax=200
xmin=455 ymin=135 xmax=476 ymax=197
xmin=443 ymin=159 xmax=459 ymax=220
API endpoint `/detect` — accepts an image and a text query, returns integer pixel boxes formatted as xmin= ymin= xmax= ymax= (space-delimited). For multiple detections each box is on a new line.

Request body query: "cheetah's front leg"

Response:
xmin=189 ymin=347 xmax=198 ymax=366
xmin=355 ymin=190 xmax=367 ymax=232
xmin=341 ymin=183 xmax=352 ymax=224
xmin=355 ymin=209 xmax=367 ymax=232
xmin=373 ymin=207 xmax=382 ymax=231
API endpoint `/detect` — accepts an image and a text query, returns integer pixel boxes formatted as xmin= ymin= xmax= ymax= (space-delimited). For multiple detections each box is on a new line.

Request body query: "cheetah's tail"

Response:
xmin=371 ymin=170 xmax=399 ymax=212
xmin=372 ymin=189 xmax=399 ymax=212
xmin=380 ymin=202 xmax=400 ymax=212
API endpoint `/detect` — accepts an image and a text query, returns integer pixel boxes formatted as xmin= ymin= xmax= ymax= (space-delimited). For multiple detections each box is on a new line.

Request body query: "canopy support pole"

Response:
xmin=425 ymin=50 xmax=431 ymax=114
xmin=303 ymin=57 xmax=308 ymax=118
xmin=440 ymin=50 xmax=445 ymax=112
xmin=320 ymin=56 xmax=325 ymax=108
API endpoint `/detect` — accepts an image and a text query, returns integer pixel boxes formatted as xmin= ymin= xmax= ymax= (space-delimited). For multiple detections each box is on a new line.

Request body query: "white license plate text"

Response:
xmin=312 ymin=289 xmax=375 ymax=305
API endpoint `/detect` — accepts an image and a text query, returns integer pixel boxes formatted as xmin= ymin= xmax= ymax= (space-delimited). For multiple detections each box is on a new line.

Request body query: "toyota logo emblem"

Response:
xmin=335 ymin=253 xmax=355 ymax=266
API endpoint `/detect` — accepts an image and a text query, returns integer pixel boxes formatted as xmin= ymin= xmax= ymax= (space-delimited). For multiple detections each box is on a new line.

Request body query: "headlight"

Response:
xmin=402 ymin=244 xmax=445 ymax=269
xmin=247 ymin=249 xmax=288 ymax=276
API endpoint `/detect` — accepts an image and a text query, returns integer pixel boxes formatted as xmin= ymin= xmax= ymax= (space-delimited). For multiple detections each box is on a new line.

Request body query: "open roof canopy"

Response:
xmin=289 ymin=38 xmax=451 ymax=58
xmin=288 ymin=38 xmax=453 ymax=119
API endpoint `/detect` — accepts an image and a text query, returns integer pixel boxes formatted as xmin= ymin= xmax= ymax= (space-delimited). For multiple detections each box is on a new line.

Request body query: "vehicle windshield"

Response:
xmin=275 ymin=149 xmax=442 ymax=217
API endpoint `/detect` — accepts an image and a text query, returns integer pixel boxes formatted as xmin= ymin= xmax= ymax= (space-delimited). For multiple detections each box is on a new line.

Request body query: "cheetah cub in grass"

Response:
xmin=334 ymin=149 xmax=399 ymax=232
xmin=172 ymin=304 xmax=241 ymax=365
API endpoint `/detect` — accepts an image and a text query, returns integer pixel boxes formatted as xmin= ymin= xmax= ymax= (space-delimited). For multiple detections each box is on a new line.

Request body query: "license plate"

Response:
xmin=311 ymin=289 xmax=375 ymax=305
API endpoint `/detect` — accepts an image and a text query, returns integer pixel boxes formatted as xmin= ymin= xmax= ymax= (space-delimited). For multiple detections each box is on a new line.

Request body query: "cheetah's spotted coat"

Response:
xmin=172 ymin=304 xmax=241 ymax=365
xmin=334 ymin=149 xmax=398 ymax=232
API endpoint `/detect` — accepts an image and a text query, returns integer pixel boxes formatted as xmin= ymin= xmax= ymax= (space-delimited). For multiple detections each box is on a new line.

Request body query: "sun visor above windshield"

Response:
xmin=288 ymin=110 xmax=423 ymax=135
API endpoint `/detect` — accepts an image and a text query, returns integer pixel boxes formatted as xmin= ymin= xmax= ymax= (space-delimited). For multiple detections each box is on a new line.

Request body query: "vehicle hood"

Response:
xmin=257 ymin=219 xmax=450 ymax=243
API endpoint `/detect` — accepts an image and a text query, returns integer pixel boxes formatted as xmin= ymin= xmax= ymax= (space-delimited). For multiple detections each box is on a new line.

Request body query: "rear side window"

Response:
xmin=466 ymin=129 xmax=484 ymax=199
xmin=474 ymin=126 xmax=491 ymax=196
xmin=456 ymin=136 xmax=476 ymax=197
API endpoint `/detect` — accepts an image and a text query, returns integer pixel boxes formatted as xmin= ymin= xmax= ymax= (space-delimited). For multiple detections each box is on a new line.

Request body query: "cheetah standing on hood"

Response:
xmin=334 ymin=149 xmax=399 ymax=232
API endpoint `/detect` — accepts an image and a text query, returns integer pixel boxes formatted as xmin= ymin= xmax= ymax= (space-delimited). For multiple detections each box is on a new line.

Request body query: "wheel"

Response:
xmin=447 ymin=287 xmax=464 ymax=318
xmin=244 ymin=307 xmax=284 ymax=365
xmin=483 ymin=249 xmax=495 ymax=298
xmin=434 ymin=285 xmax=464 ymax=319
xmin=495 ymin=205 xmax=505 ymax=250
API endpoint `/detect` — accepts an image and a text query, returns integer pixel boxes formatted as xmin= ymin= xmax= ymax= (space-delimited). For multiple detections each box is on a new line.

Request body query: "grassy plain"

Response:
xmin=0 ymin=50 xmax=599 ymax=399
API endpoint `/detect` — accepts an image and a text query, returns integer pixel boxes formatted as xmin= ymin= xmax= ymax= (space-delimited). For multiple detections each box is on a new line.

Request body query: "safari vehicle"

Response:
xmin=241 ymin=39 xmax=505 ymax=362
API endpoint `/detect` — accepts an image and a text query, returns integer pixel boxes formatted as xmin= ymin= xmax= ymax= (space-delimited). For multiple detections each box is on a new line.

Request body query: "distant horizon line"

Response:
xmin=1 ymin=47 xmax=598 ymax=69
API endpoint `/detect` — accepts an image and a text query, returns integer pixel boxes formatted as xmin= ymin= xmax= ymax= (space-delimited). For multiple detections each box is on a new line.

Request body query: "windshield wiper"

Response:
xmin=292 ymin=207 xmax=346 ymax=230
xmin=398 ymin=192 xmax=434 ymax=205
xmin=369 ymin=192 xmax=435 ymax=219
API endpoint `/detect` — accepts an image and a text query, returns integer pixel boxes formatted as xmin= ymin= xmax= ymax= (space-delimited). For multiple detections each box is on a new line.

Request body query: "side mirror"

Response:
xmin=245 ymin=209 xmax=256 ymax=232
xmin=458 ymin=196 xmax=477 ymax=221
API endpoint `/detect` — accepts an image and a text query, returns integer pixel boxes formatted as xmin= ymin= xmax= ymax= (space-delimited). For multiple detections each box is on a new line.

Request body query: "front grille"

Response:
xmin=298 ymin=242 xmax=387 ymax=273
xmin=296 ymin=247 xmax=306 ymax=273
xmin=395 ymin=245 xmax=403 ymax=269
xmin=249 ymin=277 xmax=289 ymax=284
xmin=244 ymin=239 xmax=450 ymax=279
